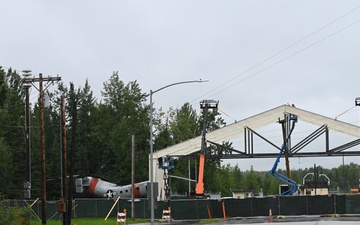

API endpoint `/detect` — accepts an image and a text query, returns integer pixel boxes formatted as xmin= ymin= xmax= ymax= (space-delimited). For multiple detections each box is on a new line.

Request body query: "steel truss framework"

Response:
xmin=152 ymin=104 xmax=360 ymax=199
xmin=170 ymin=107 xmax=360 ymax=160
xmin=153 ymin=105 xmax=360 ymax=160
xmin=206 ymin=124 xmax=360 ymax=159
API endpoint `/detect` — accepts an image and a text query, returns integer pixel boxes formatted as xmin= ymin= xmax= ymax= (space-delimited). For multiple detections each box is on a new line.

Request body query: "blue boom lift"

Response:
xmin=269 ymin=113 xmax=298 ymax=195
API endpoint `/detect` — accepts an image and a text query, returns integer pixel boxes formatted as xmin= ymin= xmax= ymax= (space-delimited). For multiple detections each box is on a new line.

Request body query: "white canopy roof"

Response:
xmin=153 ymin=104 xmax=360 ymax=159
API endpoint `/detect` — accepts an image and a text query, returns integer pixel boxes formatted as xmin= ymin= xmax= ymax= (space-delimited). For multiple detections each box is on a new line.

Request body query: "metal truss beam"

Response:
xmin=205 ymin=124 xmax=360 ymax=160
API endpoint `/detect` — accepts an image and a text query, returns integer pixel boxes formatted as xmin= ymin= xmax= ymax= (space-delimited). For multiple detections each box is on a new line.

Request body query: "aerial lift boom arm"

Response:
xmin=195 ymin=100 xmax=218 ymax=198
xmin=269 ymin=114 xmax=298 ymax=195
xmin=195 ymin=154 xmax=205 ymax=196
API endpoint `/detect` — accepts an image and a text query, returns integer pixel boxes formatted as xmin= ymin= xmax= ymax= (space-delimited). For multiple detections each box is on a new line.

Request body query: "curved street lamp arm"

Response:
xmin=151 ymin=79 xmax=208 ymax=95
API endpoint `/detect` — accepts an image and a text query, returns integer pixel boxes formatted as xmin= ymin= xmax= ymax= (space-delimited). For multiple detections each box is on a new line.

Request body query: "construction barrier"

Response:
xmin=162 ymin=207 xmax=171 ymax=223
xmin=117 ymin=209 xmax=126 ymax=225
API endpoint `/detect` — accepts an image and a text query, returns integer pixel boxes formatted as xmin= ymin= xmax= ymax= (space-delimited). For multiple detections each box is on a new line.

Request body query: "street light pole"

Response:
xmin=149 ymin=79 xmax=208 ymax=225
xmin=22 ymin=70 xmax=32 ymax=199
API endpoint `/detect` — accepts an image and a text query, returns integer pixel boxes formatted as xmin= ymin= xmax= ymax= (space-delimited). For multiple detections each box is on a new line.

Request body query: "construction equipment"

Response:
xmin=158 ymin=156 xmax=175 ymax=199
xmin=196 ymin=100 xmax=218 ymax=198
xmin=269 ymin=113 xmax=298 ymax=195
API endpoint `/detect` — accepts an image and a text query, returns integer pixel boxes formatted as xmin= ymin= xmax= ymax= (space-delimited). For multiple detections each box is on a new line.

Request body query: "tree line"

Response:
xmin=1 ymin=67 xmax=360 ymax=199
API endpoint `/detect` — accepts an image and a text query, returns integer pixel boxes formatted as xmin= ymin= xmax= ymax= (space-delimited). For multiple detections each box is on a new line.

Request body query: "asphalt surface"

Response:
xmin=135 ymin=215 xmax=360 ymax=225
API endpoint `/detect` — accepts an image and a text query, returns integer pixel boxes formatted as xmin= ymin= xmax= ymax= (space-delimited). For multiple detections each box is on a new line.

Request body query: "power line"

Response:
xmin=191 ymin=5 xmax=360 ymax=104
xmin=190 ymin=17 xmax=360 ymax=122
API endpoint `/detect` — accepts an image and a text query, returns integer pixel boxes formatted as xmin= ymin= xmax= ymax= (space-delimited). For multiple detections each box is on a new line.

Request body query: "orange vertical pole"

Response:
xmin=222 ymin=201 xmax=226 ymax=220
xmin=206 ymin=205 xmax=212 ymax=220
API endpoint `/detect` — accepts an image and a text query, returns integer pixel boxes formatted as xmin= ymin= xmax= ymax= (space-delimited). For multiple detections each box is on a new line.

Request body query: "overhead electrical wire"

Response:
xmin=188 ymin=6 xmax=360 ymax=124
xmin=190 ymin=5 xmax=360 ymax=105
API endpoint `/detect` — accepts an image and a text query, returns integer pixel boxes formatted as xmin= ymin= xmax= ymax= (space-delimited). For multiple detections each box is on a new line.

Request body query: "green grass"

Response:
xmin=31 ymin=218 xmax=150 ymax=225
xmin=196 ymin=218 xmax=222 ymax=224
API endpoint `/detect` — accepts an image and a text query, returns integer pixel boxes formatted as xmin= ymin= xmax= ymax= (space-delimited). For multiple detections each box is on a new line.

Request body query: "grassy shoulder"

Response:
xmin=196 ymin=218 xmax=223 ymax=224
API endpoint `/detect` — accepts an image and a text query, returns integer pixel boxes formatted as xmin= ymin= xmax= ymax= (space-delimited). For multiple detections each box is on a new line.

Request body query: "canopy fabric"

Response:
xmin=153 ymin=104 xmax=360 ymax=159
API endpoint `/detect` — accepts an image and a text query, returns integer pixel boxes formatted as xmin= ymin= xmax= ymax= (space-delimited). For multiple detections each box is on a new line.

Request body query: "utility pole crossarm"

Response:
xmin=22 ymin=76 xmax=61 ymax=92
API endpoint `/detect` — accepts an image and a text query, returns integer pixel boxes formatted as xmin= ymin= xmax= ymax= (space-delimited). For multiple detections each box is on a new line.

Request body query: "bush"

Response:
xmin=0 ymin=199 xmax=30 ymax=225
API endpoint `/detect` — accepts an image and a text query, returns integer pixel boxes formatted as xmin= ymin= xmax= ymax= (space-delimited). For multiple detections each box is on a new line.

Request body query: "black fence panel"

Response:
xmin=252 ymin=197 xmax=278 ymax=217
xmin=97 ymin=199 xmax=118 ymax=218
xmin=279 ymin=195 xmax=307 ymax=215
xmin=7 ymin=195 xmax=360 ymax=220
xmin=170 ymin=200 xmax=199 ymax=220
xmin=335 ymin=195 xmax=346 ymax=214
xmin=197 ymin=200 xmax=213 ymax=219
xmin=75 ymin=199 xmax=100 ymax=218
xmin=223 ymin=198 xmax=253 ymax=217
xmin=210 ymin=199 xmax=224 ymax=218
xmin=345 ymin=195 xmax=360 ymax=214
xmin=307 ymin=195 xmax=334 ymax=215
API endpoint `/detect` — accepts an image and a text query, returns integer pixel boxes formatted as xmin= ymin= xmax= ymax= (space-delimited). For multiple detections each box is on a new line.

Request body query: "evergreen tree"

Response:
xmin=0 ymin=68 xmax=26 ymax=198
xmin=96 ymin=72 xmax=149 ymax=183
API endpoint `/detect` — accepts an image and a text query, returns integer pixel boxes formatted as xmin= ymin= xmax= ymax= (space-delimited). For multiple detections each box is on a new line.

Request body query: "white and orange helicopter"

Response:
xmin=76 ymin=176 xmax=148 ymax=199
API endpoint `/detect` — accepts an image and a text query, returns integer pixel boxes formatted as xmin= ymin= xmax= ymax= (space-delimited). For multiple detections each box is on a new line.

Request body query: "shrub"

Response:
xmin=0 ymin=197 xmax=30 ymax=225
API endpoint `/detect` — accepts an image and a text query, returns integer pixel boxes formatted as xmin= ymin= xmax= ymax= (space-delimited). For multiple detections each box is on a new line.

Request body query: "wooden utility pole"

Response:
xmin=22 ymin=73 xmax=61 ymax=225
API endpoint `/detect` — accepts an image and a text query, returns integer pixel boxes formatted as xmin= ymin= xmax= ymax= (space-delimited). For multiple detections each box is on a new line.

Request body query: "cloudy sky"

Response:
xmin=1 ymin=1 xmax=360 ymax=171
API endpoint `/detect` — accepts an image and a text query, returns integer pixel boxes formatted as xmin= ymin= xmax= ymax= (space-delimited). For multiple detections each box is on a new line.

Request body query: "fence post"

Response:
xmin=305 ymin=195 xmax=309 ymax=215
xmin=222 ymin=201 xmax=226 ymax=220
xmin=334 ymin=194 xmax=337 ymax=215
xmin=95 ymin=199 xmax=98 ymax=218
xmin=278 ymin=196 xmax=281 ymax=216
xmin=250 ymin=198 xmax=253 ymax=218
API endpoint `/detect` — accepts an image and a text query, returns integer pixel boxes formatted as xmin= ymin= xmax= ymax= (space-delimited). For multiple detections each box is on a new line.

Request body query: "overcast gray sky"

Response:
xmin=1 ymin=1 xmax=360 ymax=171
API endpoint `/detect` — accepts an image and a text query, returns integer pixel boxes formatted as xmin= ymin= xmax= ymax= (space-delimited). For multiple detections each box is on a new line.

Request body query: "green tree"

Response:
xmin=244 ymin=166 xmax=261 ymax=192
xmin=153 ymin=109 xmax=175 ymax=150
xmin=94 ymin=72 xmax=149 ymax=183
xmin=169 ymin=103 xmax=199 ymax=144
xmin=0 ymin=68 xmax=26 ymax=198
xmin=217 ymin=164 xmax=236 ymax=196
xmin=72 ymin=80 xmax=97 ymax=177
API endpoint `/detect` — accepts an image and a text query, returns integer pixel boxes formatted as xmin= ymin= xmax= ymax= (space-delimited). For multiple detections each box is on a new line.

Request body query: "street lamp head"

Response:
xmin=355 ymin=97 xmax=360 ymax=106
xmin=22 ymin=70 xmax=32 ymax=77
xmin=200 ymin=99 xmax=219 ymax=109
xmin=198 ymin=79 xmax=209 ymax=83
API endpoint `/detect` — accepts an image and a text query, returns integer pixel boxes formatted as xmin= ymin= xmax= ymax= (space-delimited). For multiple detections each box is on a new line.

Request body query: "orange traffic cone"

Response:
xmin=268 ymin=208 xmax=273 ymax=223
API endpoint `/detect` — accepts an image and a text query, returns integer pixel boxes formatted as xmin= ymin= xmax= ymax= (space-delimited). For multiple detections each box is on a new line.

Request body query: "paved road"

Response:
xmin=135 ymin=216 xmax=360 ymax=225
xmin=137 ymin=222 xmax=360 ymax=225
xmin=225 ymin=222 xmax=360 ymax=225
xmin=136 ymin=221 xmax=360 ymax=225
